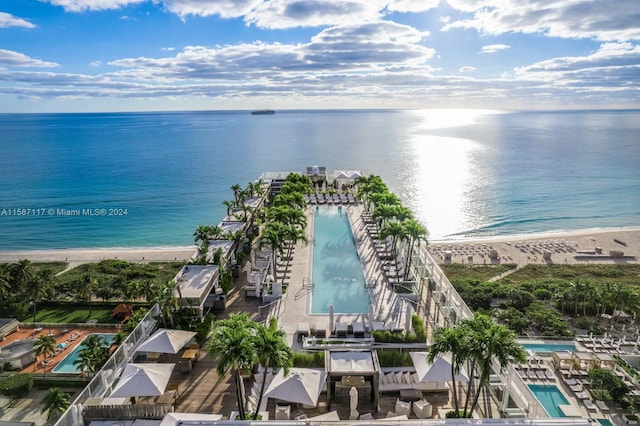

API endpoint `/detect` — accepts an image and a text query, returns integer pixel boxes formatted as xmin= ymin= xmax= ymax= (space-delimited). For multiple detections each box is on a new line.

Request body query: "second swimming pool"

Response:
xmin=52 ymin=333 xmax=115 ymax=373
xmin=311 ymin=206 xmax=370 ymax=314
xmin=528 ymin=384 xmax=569 ymax=417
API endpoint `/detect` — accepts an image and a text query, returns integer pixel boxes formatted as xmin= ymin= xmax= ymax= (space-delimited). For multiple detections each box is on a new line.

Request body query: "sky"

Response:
xmin=1 ymin=0 xmax=639 ymax=112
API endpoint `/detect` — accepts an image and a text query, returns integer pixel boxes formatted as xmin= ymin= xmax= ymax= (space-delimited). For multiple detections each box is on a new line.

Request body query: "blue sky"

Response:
xmin=1 ymin=0 xmax=639 ymax=112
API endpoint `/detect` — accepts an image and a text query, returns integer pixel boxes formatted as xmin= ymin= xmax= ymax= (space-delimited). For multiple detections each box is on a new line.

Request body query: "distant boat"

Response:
xmin=251 ymin=110 xmax=275 ymax=115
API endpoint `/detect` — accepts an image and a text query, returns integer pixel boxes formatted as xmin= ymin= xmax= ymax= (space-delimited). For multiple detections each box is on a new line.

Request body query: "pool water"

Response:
xmin=52 ymin=333 xmax=115 ymax=373
xmin=528 ymin=384 xmax=569 ymax=417
xmin=521 ymin=343 xmax=576 ymax=353
xmin=311 ymin=206 xmax=370 ymax=314
xmin=597 ymin=419 xmax=613 ymax=426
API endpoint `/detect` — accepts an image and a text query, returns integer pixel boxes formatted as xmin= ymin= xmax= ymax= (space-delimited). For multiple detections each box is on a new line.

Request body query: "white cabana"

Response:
xmin=137 ymin=329 xmax=196 ymax=354
xmin=110 ymin=363 xmax=175 ymax=398
xmin=264 ymin=368 xmax=326 ymax=407
xmin=410 ymin=353 xmax=468 ymax=387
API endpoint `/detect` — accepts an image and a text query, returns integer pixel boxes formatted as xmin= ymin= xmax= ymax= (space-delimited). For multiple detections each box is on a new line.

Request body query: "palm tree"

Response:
xmin=207 ymin=313 xmax=258 ymax=420
xmin=379 ymin=221 xmax=406 ymax=256
xmin=193 ymin=225 xmax=223 ymax=244
xmin=428 ymin=326 xmax=468 ymax=413
xmin=231 ymin=183 xmax=243 ymax=207
xmin=0 ymin=270 xmax=11 ymax=303
xmin=34 ymin=334 xmax=56 ymax=381
xmin=253 ymin=318 xmax=293 ymax=417
xmin=402 ymin=218 xmax=429 ymax=281
xmin=41 ymin=387 xmax=70 ymax=423
xmin=155 ymin=280 xmax=180 ymax=328
xmin=223 ymin=200 xmax=236 ymax=218
xmin=73 ymin=334 xmax=109 ymax=377
xmin=466 ymin=314 xmax=526 ymax=416
xmin=77 ymin=273 xmax=97 ymax=319
xmin=30 ymin=269 xmax=53 ymax=322
xmin=258 ymin=222 xmax=287 ymax=281
xmin=11 ymin=258 xmax=33 ymax=293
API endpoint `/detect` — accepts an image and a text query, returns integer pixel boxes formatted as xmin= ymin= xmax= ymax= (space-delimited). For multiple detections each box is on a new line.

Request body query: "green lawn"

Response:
xmin=28 ymin=305 xmax=119 ymax=324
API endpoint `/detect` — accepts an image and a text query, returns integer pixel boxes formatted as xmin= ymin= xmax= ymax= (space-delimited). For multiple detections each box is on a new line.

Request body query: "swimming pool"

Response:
xmin=597 ymin=419 xmax=613 ymax=426
xmin=528 ymin=384 xmax=569 ymax=417
xmin=521 ymin=342 xmax=576 ymax=353
xmin=311 ymin=206 xmax=370 ymax=314
xmin=52 ymin=333 xmax=115 ymax=374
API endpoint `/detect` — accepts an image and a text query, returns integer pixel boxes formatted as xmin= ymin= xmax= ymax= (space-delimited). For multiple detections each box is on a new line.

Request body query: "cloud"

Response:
xmin=385 ymin=0 xmax=440 ymax=13
xmin=0 ymin=49 xmax=59 ymax=68
xmin=90 ymin=60 xmax=103 ymax=67
xmin=157 ymin=0 xmax=263 ymax=19
xmin=444 ymin=0 xmax=640 ymax=41
xmin=480 ymin=44 xmax=510 ymax=54
xmin=0 ymin=12 xmax=36 ymax=29
xmin=459 ymin=66 xmax=475 ymax=72
xmin=40 ymin=0 xmax=146 ymax=12
xmin=162 ymin=47 xmax=176 ymax=51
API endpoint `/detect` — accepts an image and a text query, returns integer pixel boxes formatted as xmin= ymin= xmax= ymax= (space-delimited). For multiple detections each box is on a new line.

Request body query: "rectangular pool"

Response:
xmin=521 ymin=342 xmax=576 ymax=353
xmin=311 ymin=206 xmax=370 ymax=314
xmin=528 ymin=384 xmax=569 ymax=417
xmin=52 ymin=333 xmax=115 ymax=373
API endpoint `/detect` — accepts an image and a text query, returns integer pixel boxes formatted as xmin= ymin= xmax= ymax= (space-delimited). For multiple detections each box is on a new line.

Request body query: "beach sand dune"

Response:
xmin=0 ymin=246 xmax=197 ymax=268
xmin=429 ymin=227 xmax=640 ymax=267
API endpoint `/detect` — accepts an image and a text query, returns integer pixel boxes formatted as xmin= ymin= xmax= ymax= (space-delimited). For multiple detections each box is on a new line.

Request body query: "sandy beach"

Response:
xmin=0 ymin=246 xmax=197 ymax=268
xmin=429 ymin=227 xmax=640 ymax=266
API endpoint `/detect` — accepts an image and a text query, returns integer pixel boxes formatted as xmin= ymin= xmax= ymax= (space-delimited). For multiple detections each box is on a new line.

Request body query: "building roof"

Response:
xmin=174 ymin=265 xmax=218 ymax=301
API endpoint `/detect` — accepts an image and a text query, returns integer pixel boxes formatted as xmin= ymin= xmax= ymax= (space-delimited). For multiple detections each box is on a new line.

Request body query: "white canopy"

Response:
xmin=110 ymin=363 xmax=175 ymax=398
xmin=410 ymin=353 xmax=468 ymax=385
xmin=265 ymin=368 xmax=325 ymax=406
xmin=159 ymin=413 xmax=223 ymax=426
xmin=137 ymin=329 xmax=196 ymax=354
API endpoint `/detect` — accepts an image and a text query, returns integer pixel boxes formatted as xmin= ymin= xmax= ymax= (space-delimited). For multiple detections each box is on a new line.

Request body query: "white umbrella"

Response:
xmin=137 ymin=329 xmax=196 ymax=354
xmin=110 ymin=363 xmax=175 ymax=398
xmin=159 ymin=412 xmax=223 ymax=426
xmin=329 ymin=304 xmax=335 ymax=335
xmin=246 ymin=261 xmax=252 ymax=281
xmin=349 ymin=386 xmax=359 ymax=420
xmin=264 ymin=368 xmax=325 ymax=406
xmin=368 ymin=304 xmax=375 ymax=328
xmin=404 ymin=303 xmax=413 ymax=334
xmin=410 ymin=353 xmax=468 ymax=389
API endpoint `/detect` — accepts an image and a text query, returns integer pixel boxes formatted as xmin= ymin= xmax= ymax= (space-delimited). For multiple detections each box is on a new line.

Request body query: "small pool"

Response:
xmin=311 ymin=206 xmax=370 ymax=314
xmin=528 ymin=384 xmax=569 ymax=417
xmin=597 ymin=419 xmax=613 ymax=426
xmin=52 ymin=333 xmax=115 ymax=374
xmin=521 ymin=342 xmax=576 ymax=353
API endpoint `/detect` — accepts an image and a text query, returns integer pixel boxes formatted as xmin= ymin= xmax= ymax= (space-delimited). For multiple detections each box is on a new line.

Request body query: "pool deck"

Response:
xmin=0 ymin=325 xmax=116 ymax=374
xmin=278 ymin=204 xmax=403 ymax=347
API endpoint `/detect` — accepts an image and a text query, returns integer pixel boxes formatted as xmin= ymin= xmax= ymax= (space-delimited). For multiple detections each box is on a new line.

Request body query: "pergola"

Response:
xmin=324 ymin=349 xmax=380 ymax=411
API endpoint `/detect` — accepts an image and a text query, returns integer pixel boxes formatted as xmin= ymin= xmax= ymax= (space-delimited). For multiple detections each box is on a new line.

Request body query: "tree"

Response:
xmin=231 ymin=183 xmax=243 ymax=207
xmin=33 ymin=334 xmax=56 ymax=382
xmin=77 ymin=273 xmax=97 ymax=319
xmin=428 ymin=326 xmax=468 ymax=414
xmin=207 ymin=313 xmax=258 ymax=420
xmin=258 ymin=222 xmax=287 ymax=281
xmin=73 ymin=334 xmax=109 ymax=377
xmin=223 ymin=200 xmax=236 ymax=218
xmin=402 ymin=218 xmax=428 ymax=281
xmin=30 ymin=268 xmax=55 ymax=322
xmin=0 ymin=270 xmax=11 ymax=304
xmin=253 ymin=318 xmax=293 ymax=417
xmin=10 ymin=259 xmax=33 ymax=293
xmin=41 ymin=387 xmax=70 ymax=423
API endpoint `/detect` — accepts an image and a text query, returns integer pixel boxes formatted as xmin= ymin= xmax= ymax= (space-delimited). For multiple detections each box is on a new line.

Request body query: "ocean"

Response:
xmin=0 ymin=109 xmax=638 ymax=250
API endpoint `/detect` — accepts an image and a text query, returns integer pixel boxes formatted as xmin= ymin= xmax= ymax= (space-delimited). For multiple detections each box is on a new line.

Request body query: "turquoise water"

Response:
xmin=52 ymin=333 xmax=115 ymax=374
xmin=311 ymin=206 xmax=370 ymax=314
xmin=597 ymin=419 xmax=613 ymax=426
xmin=1 ymin=110 xmax=639 ymax=249
xmin=528 ymin=384 xmax=569 ymax=417
xmin=521 ymin=343 xmax=576 ymax=353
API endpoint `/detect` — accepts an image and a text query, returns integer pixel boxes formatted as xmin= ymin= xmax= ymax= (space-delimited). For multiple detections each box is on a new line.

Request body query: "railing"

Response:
xmin=54 ymin=303 xmax=162 ymax=426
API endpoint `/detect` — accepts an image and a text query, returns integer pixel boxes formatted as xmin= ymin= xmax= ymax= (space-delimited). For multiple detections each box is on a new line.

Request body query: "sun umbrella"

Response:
xmin=410 ymin=353 xmax=468 ymax=388
xmin=264 ymin=368 xmax=325 ymax=407
xmin=110 ymin=363 xmax=175 ymax=398
xmin=329 ymin=304 xmax=335 ymax=335
xmin=349 ymin=386 xmax=359 ymax=420
xmin=137 ymin=329 xmax=196 ymax=354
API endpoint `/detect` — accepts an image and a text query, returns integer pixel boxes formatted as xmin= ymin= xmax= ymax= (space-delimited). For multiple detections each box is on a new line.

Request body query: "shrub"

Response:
xmin=0 ymin=373 xmax=34 ymax=399
xmin=376 ymin=350 xmax=413 ymax=367
xmin=412 ymin=314 xmax=427 ymax=342
xmin=195 ymin=313 xmax=214 ymax=344
xmin=292 ymin=352 xmax=324 ymax=368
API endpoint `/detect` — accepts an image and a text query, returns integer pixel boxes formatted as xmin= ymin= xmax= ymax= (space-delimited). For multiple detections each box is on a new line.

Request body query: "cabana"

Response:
xmin=551 ymin=351 xmax=574 ymax=376
xmin=173 ymin=265 xmax=219 ymax=319
xmin=325 ymin=349 xmax=380 ymax=412
xmin=111 ymin=304 xmax=134 ymax=321
xmin=571 ymin=352 xmax=596 ymax=373
xmin=593 ymin=352 xmax=617 ymax=370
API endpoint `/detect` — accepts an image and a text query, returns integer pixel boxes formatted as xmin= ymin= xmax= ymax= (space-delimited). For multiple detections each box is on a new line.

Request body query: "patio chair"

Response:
xmin=275 ymin=405 xmax=291 ymax=420
xmin=413 ymin=399 xmax=433 ymax=419
xmin=596 ymin=400 xmax=609 ymax=411
xmin=359 ymin=413 xmax=374 ymax=420
xmin=335 ymin=322 xmax=348 ymax=338
xmin=352 ymin=321 xmax=365 ymax=338
xmin=395 ymin=399 xmax=411 ymax=417
xmin=583 ymin=399 xmax=597 ymax=411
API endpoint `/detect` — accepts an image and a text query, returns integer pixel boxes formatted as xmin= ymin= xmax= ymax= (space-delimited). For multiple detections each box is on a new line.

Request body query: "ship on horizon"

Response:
xmin=251 ymin=109 xmax=275 ymax=115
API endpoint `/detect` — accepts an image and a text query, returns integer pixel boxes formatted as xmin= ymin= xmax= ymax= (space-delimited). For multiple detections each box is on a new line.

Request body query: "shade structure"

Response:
xmin=308 ymin=411 xmax=340 ymax=421
xmin=349 ymin=386 xmax=359 ymax=420
xmin=264 ymin=368 xmax=325 ymax=407
xmin=410 ymin=353 xmax=468 ymax=387
xmin=137 ymin=328 xmax=196 ymax=354
xmin=110 ymin=363 xmax=175 ymax=398
xmin=159 ymin=413 xmax=223 ymax=426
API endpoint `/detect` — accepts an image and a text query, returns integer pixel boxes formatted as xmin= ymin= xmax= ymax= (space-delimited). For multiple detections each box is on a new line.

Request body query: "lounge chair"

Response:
xmin=595 ymin=400 xmax=609 ymax=411
xmin=583 ymin=399 xmax=597 ymax=411
xmin=575 ymin=391 xmax=589 ymax=400
xmin=315 ymin=322 xmax=327 ymax=338
xmin=395 ymin=399 xmax=411 ymax=417
xmin=352 ymin=322 xmax=365 ymax=338
xmin=335 ymin=322 xmax=348 ymax=338
xmin=545 ymin=370 xmax=556 ymax=380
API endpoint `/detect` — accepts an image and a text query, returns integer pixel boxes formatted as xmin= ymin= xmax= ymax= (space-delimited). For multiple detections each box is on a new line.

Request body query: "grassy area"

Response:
xmin=439 ymin=263 xmax=518 ymax=283
xmin=28 ymin=304 xmax=119 ymax=324
xmin=57 ymin=260 xmax=184 ymax=286
xmin=497 ymin=264 xmax=640 ymax=287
